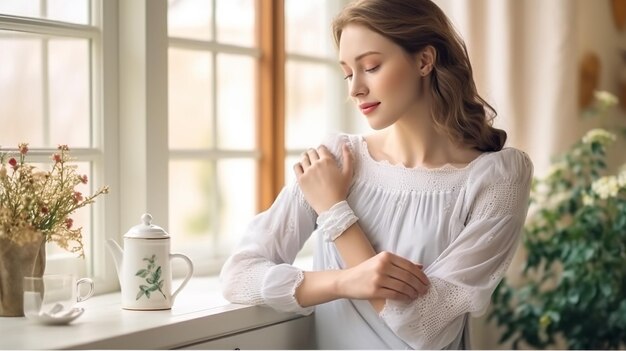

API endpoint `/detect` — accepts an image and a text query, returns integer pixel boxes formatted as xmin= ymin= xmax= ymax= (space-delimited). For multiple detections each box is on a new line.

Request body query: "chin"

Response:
xmin=365 ymin=114 xmax=395 ymax=130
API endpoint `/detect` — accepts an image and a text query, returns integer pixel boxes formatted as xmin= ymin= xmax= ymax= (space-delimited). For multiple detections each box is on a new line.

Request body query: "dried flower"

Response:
xmin=18 ymin=143 xmax=28 ymax=155
xmin=0 ymin=144 xmax=109 ymax=257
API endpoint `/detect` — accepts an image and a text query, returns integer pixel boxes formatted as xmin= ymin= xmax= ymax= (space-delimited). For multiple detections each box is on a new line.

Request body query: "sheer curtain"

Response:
xmin=434 ymin=0 xmax=578 ymax=348
xmin=436 ymin=0 xmax=578 ymax=176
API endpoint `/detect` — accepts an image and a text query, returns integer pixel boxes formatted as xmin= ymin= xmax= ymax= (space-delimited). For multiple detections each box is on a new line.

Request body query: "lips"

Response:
xmin=359 ymin=102 xmax=380 ymax=115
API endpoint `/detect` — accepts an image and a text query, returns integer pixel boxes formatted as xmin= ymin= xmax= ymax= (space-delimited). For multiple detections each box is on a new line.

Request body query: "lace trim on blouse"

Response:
xmin=353 ymin=135 xmax=480 ymax=193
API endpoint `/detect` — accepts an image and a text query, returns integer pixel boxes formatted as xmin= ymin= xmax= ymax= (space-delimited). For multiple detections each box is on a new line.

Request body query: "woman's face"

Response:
xmin=338 ymin=24 xmax=426 ymax=130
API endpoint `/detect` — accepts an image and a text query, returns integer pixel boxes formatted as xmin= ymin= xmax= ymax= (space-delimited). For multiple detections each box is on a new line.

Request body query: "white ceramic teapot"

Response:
xmin=106 ymin=213 xmax=193 ymax=310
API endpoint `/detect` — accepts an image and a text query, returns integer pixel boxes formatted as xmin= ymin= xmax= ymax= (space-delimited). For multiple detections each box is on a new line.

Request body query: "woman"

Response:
xmin=220 ymin=0 xmax=533 ymax=349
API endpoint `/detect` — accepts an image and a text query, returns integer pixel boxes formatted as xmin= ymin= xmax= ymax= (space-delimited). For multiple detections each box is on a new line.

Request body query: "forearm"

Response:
xmin=334 ymin=222 xmax=376 ymax=265
xmin=295 ymin=270 xmax=342 ymax=307
xmin=334 ymin=222 xmax=384 ymax=311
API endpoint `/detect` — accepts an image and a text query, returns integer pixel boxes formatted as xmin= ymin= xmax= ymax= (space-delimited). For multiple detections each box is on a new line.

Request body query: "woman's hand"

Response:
xmin=294 ymin=143 xmax=354 ymax=214
xmin=337 ymin=251 xmax=430 ymax=301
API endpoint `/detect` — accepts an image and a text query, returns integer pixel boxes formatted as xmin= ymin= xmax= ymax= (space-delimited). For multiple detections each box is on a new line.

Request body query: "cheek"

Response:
xmin=378 ymin=64 xmax=420 ymax=99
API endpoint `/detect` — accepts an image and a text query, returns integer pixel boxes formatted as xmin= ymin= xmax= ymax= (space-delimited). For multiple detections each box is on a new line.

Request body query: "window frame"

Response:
xmin=0 ymin=0 xmax=122 ymax=293
xmin=0 ymin=0 xmax=352 ymax=291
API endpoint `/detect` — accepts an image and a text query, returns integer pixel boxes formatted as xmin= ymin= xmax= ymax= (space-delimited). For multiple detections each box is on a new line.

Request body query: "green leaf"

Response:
xmin=136 ymin=290 xmax=145 ymax=300
xmin=145 ymin=290 xmax=151 ymax=298
xmin=140 ymin=284 xmax=149 ymax=292
xmin=146 ymin=277 xmax=155 ymax=284
xmin=154 ymin=266 xmax=162 ymax=281
xmin=600 ymin=282 xmax=612 ymax=297
xmin=148 ymin=285 xmax=158 ymax=292
xmin=135 ymin=269 xmax=149 ymax=277
xmin=567 ymin=289 xmax=580 ymax=304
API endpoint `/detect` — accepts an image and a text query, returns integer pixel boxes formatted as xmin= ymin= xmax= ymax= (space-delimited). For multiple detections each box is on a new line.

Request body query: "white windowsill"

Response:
xmin=0 ymin=276 xmax=301 ymax=349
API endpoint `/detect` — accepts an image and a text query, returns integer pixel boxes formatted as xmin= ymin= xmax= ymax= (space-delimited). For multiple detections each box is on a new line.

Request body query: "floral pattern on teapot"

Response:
xmin=135 ymin=254 xmax=166 ymax=300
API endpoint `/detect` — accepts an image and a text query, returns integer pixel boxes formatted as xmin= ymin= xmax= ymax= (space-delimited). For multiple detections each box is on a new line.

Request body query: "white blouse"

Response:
xmin=220 ymin=133 xmax=533 ymax=350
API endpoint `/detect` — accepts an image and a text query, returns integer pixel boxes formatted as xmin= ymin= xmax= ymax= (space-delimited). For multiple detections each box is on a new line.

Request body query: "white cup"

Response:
xmin=23 ymin=275 xmax=94 ymax=322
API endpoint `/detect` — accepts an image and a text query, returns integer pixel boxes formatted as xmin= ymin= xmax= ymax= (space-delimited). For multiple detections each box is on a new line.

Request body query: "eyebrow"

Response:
xmin=339 ymin=51 xmax=382 ymax=65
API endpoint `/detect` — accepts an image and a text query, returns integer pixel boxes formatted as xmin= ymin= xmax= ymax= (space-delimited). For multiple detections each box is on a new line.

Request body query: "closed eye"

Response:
xmin=365 ymin=65 xmax=380 ymax=73
xmin=343 ymin=74 xmax=353 ymax=81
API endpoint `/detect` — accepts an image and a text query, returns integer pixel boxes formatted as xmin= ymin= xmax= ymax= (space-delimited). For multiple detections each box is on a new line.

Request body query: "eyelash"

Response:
xmin=343 ymin=65 xmax=380 ymax=80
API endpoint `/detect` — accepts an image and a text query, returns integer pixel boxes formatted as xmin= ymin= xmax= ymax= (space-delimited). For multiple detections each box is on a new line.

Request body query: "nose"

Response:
xmin=349 ymin=74 xmax=368 ymax=98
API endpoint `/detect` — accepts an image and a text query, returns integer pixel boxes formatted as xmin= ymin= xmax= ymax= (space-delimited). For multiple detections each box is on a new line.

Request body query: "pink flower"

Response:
xmin=18 ymin=143 xmax=29 ymax=155
xmin=41 ymin=206 xmax=49 ymax=214
xmin=57 ymin=144 xmax=69 ymax=151
xmin=73 ymin=191 xmax=83 ymax=203
xmin=65 ymin=218 xmax=73 ymax=229
xmin=80 ymin=175 xmax=88 ymax=184
xmin=52 ymin=154 xmax=62 ymax=163
xmin=8 ymin=158 xmax=17 ymax=169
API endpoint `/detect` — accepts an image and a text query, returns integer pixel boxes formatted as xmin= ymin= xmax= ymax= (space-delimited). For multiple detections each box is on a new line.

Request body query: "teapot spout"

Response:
xmin=106 ymin=239 xmax=124 ymax=282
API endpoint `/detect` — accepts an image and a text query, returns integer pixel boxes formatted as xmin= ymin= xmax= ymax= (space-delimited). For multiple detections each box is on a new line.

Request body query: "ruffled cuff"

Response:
xmin=316 ymin=200 xmax=359 ymax=242
xmin=261 ymin=264 xmax=314 ymax=315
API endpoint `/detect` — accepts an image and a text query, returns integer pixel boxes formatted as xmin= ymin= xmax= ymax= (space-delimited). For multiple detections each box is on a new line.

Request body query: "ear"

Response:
xmin=415 ymin=45 xmax=436 ymax=76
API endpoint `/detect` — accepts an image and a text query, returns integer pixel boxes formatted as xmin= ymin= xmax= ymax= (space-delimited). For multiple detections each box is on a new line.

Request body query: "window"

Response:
xmin=167 ymin=0 xmax=260 ymax=274
xmin=0 ymin=1 xmax=117 ymax=285
xmin=284 ymin=0 xmax=346 ymax=175
xmin=1 ymin=0 xmax=355 ymax=290
xmin=167 ymin=0 xmax=352 ymax=273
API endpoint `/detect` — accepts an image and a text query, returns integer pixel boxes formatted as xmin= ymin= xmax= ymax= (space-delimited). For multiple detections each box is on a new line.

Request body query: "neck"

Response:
xmin=378 ymin=105 xmax=476 ymax=168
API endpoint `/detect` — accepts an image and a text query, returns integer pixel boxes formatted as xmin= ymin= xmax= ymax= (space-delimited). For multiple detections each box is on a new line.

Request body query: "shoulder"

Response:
xmin=469 ymin=147 xmax=534 ymax=185
xmin=320 ymin=133 xmax=361 ymax=158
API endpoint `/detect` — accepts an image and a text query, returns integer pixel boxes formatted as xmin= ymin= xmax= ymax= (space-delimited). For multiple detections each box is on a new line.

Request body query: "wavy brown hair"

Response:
xmin=332 ymin=0 xmax=506 ymax=152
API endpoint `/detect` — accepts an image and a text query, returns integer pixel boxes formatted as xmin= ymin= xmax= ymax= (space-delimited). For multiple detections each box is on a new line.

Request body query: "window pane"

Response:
xmin=0 ymin=31 xmax=91 ymax=149
xmin=216 ymin=159 xmax=256 ymax=254
xmin=47 ymin=0 xmax=90 ymax=25
xmin=169 ymin=160 xmax=215 ymax=257
xmin=0 ymin=0 xmax=39 ymax=18
xmin=216 ymin=0 xmax=255 ymax=47
xmin=168 ymin=0 xmax=213 ymax=41
xmin=49 ymin=38 xmax=91 ymax=148
xmin=0 ymin=0 xmax=89 ymax=25
xmin=217 ymin=54 xmax=256 ymax=150
xmin=169 ymin=48 xmax=213 ymax=149
xmin=285 ymin=0 xmax=334 ymax=57
xmin=285 ymin=61 xmax=339 ymax=149
xmin=0 ymin=31 xmax=44 ymax=146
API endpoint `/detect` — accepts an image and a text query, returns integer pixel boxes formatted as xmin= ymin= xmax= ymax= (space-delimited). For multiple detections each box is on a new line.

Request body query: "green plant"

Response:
xmin=489 ymin=92 xmax=626 ymax=349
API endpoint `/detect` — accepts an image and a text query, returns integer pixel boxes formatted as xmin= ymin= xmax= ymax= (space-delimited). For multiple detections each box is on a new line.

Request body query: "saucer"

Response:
xmin=35 ymin=307 xmax=85 ymax=325
xmin=24 ymin=301 xmax=85 ymax=326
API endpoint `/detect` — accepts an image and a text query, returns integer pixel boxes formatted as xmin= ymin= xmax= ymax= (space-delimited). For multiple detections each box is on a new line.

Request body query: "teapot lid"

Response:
xmin=125 ymin=213 xmax=170 ymax=239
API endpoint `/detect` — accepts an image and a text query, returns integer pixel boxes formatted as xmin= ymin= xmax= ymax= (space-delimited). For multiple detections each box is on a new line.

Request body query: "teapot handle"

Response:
xmin=169 ymin=253 xmax=194 ymax=304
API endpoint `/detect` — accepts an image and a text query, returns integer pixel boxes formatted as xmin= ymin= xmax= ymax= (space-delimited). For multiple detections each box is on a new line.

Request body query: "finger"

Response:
xmin=378 ymin=287 xmax=412 ymax=301
xmin=412 ymin=268 xmax=430 ymax=289
xmin=317 ymin=145 xmax=335 ymax=160
xmin=341 ymin=143 xmax=354 ymax=178
xmin=293 ymin=162 xmax=304 ymax=177
xmin=387 ymin=254 xmax=430 ymax=287
xmin=300 ymin=152 xmax=311 ymax=168
xmin=377 ymin=275 xmax=417 ymax=300
xmin=307 ymin=148 xmax=320 ymax=162
xmin=384 ymin=265 xmax=423 ymax=297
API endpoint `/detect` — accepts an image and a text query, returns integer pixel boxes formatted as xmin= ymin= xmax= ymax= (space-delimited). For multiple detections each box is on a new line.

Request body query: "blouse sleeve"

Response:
xmin=379 ymin=148 xmax=534 ymax=349
xmin=220 ymin=133 xmax=351 ymax=315
xmin=219 ymin=183 xmax=317 ymax=315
